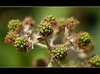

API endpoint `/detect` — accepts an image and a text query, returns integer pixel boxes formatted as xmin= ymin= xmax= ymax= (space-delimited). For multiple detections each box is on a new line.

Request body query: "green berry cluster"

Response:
xmin=46 ymin=15 xmax=55 ymax=22
xmin=53 ymin=45 xmax=68 ymax=60
xmin=78 ymin=32 xmax=91 ymax=46
xmin=88 ymin=55 xmax=100 ymax=67
xmin=8 ymin=19 xmax=22 ymax=31
xmin=14 ymin=37 xmax=26 ymax=51
xmin=7 ymin=32 xmax=15 ymax=39
xmin=39 ymin=23 xmax=53 ymax=36
xmin=58 ymin=17 xmax=66 ymax=26
xmin=67 ymin=18 xmax=75 ymax=25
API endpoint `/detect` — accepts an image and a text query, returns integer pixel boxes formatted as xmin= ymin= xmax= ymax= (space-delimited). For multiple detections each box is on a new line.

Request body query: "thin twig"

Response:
xmin=44 ymin=38 xmax=52 ymax=52
xmin=44 ymin=38 xmax=62 ymax=67
xmin=47 ymin=58 xmax=54 ymax=67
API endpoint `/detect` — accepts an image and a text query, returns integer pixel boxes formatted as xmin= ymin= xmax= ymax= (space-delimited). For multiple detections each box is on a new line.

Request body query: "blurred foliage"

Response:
xmin=0 ymin=7 xmax=100 ymax=67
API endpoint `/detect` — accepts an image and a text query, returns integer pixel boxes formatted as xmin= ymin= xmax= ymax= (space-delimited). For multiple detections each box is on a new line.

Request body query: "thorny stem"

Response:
xmin=47 ymin=58 xmax=54 ymax=67
xmin=54 ymin=60 xmax=62 ymax=67
xmin=50 ymin=28 xmax=60 ymax=46
xmin=68 ymin=38 xmax=87 ymax=67
xmin=35 ymin=43 xmax=47 ymax=49
xmin=65 ymin=29 xmax=86 ymax=66
xmin=29 ymin=38 xmax=47 ymax=49
xmin=44 ymin=38 xmax=52 ymax=52
xmin=44 ymin=38 xmax=62 ymax=67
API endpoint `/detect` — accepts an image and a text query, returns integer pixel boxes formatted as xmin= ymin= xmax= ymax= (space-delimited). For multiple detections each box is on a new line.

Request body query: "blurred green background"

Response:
xmin=0 ymin=7 xmax=100 ymax=67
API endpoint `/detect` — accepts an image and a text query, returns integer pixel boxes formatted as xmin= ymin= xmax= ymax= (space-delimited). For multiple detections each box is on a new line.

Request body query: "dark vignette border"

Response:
xmin=0 ymin=0 xmax=100 ymax=6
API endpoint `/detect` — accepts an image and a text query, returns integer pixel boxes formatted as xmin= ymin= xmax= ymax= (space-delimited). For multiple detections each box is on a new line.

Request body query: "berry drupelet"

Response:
xmin=14 ymin=36 xmax=30 ymax=53
xmin=87 ymin=55 xmax=100 ymax=67
xmin=52 ymin=45 xmax=68 ymax=61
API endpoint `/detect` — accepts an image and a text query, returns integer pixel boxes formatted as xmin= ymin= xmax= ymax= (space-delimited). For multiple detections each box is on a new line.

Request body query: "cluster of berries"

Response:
xmin=5 ymin=15 xmax=98 ymax=67
xmin=5 ymin=17 xmax=35 ymax=53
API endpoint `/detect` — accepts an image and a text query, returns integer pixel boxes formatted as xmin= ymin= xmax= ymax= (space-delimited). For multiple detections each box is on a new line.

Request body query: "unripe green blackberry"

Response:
xmin=8 ymin=19 xmax=22 ymax=31
xmin=58 ymin=17 xmax=66 ymax=26
xmin=14 ymin=37 xmax=30 ymax=53
xmin=87 ymin=55 xmax=100 ymax=67
xmin=65 ymin=17 xmax=80 ymax=30
xmin=46 ymin=15 xmax=55 ymax=22
xmin=78 ymin=32 xmax=91 ymax=46
xmin=5 ymin=31 xmax=16 ymax=44
xmin=38 ymin=23 xmax=53 ymax=37
xmin=52 ymin=45 xmax=68 ymax=61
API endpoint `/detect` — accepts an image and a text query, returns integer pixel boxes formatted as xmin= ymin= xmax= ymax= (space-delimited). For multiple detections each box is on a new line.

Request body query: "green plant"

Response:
xmin=87 ymin=55 xmax=100 ymax=67
xmin=5 ymin=15 xmax=97 ymax=67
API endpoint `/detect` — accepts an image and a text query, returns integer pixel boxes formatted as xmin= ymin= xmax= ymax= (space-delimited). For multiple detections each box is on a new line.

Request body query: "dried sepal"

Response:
xmin=22 ymin=16 xmax=35 ymax=30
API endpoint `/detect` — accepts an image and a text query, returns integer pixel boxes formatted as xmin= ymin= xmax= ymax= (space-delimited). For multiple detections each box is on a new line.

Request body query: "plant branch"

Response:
xmin=44 ymin=38 xmax=52 ymax=52
xmin=44 ymin=38 xmax=62 ymax=67
xmin=47 ymin=58 xmax=54 ymax=67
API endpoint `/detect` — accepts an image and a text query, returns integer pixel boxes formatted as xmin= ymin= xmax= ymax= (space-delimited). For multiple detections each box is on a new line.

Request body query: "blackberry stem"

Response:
xmin=45 ymin=38 xmax=52 ymax=52
xmin=68 ymin=38 xmax=87 ymax=67
xmin=44 ymin=38 xmax=62 ymax=67
xmin=47 ymin=58 xmax=54 ymax=67
xmin=29 ymin=38 xmax=47 ymax=49
xmin=50 ymin=28 xmax=60 ymax=46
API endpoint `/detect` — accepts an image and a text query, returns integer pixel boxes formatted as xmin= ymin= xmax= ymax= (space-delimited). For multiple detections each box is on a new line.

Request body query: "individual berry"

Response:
xmin=38 ymin=23 xmax=53 ymax=38
xmin=78 ymin=32 xmax=91 ymax=46
xmin=74 ymin=32 xmax=92 ymax=50
xmin=8 ymin=19 xmax=22 ymax=33
xmin=65 ymin=17 xmax=80 ymax=30
xmin=87 ymin=55 xmax=100 ymax=67
xmin=5 ymin=31 xmax=17 ymax=44
xmin=14 ymin=36 xmax=30 ymax=53
xmin=52 ymin=44 xmax=68 ymax=61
